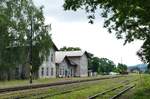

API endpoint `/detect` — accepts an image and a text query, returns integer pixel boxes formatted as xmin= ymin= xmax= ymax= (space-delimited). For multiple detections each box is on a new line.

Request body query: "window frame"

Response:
xmin=41 ymin=67 xmax=44 ymax=76
xmin=46 ymin=67 xmax=49 ymax=76
xmin=51 ymin=67 xmax=53 ymax=76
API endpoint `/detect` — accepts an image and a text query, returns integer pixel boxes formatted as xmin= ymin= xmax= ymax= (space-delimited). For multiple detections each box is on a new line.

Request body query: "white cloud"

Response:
xmin=33 ymin=0 xmax=88 ymax=22
xmin=33 ymin=0 xmax=143 ymax=66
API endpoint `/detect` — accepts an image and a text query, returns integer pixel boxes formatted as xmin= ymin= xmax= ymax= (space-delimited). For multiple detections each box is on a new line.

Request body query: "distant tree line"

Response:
xmin=60 ymin=46 xmax=81 ymax=51
xmin=88 ymin=52 xmax=128 ymax=75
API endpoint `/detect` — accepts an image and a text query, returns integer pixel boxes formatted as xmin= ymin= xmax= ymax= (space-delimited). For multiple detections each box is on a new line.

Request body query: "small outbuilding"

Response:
xmin=55 ymin=54 xmax=77 ymax=77
xmin=55 ymin=51 xmax=89 ymax=77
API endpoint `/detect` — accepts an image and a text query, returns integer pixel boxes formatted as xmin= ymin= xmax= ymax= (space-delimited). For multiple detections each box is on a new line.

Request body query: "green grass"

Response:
xmin=0 ymin=77 xmax=84 ymax=88
xmin=0 ymin=74 xmax=140 ymax=99
xmin=0 ymin=75 xmax=109 ymax=88
xmin=0 ymin=75 xmax=135 ymax=99
xmin=120 ymin=74 xmax=150 ymax=99
xmin=50 ymin=75 xmax=137 ymax=99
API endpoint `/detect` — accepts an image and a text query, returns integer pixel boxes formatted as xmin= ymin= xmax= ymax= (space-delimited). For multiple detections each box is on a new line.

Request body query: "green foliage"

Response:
xmin=88 ymin=52 xmax=116 ymax=74
xmin=0 ymin=0 xmax=52 ymax=74
xmin=137 ymin=39 xmax=150 ymax=69
xmin=117 ymin=63 xmax=128 ymax=74
xmin=63 ymin=0 xmax=150 ymax=66
xmin=127 ymin=74 xmax=150 ymax=99
xmin=60 ymin=46 xmax=81 ymax=51
xmin=98 ymin=58 xmax=116 ymax=74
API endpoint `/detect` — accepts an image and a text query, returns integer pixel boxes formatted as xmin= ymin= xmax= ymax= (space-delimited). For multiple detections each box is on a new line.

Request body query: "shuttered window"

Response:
xmin=41 ymin=67 xmax=44 ymax=76
xmin=46 ymin=67 xmax=49 ymax=76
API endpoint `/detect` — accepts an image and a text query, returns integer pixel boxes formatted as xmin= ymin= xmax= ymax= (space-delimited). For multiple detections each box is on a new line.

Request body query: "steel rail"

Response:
xmin=110 ymin=84 xmax=136 ymax=99
xmin=0 ymin=76 xmax=125 ymax=94
xmin=88 ymin=79 xmax=137 ymax=99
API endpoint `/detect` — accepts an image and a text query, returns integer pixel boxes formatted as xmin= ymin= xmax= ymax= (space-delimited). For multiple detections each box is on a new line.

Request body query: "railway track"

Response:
xmin=30 ymin=78 xmax=137 ymax=99
xmin=0 ymin=75 xmax=137 ymax=99
xmin=88 ymin=79 xmax=136 ymax=99
xmin=0 ymin=75 xmax=130 ymax=99
xmin=13 ymin=77 xmax=136 ymax=99
xmin=36 ymin=85 xmax=90 ymax=99
xmin=0 ymin=75 xmax=125 ymax=94
xmin=12 ymin=82 xmax=91 ymax=99
xmin=2 ymin=79 xmax=112 ymax=99
xmin=110 ymin=84 xmax=135 ymax=99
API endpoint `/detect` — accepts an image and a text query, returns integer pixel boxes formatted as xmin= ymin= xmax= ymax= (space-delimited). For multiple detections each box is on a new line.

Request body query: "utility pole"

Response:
xmin=29 ymin=15 xmax=33 ymax=84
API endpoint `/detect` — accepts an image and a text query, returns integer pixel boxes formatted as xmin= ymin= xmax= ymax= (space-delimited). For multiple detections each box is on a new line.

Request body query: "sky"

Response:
xmin=33 ymin=0 xmax=144 ymax=66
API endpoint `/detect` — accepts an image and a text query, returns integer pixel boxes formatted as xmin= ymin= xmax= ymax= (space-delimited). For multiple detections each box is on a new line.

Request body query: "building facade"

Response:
xmin=38 ymin=43 xmax=88 ymax=78
xmin=38 ymin=44 xmax=58 ymax=78
xmin=55 ymin=51 xmax=89 ymax=77
xmin=55 ymin=55 xmax=77 ymax=77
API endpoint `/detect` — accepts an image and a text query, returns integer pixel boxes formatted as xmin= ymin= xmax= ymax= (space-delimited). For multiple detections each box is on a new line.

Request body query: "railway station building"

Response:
xmin=38 ymin=42 xmax=89 ymax=78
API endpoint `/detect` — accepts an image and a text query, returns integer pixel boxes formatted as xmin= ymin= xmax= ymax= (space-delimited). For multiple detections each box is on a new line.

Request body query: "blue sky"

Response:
xmin=33 ymin=0 xmax=143 ymax=66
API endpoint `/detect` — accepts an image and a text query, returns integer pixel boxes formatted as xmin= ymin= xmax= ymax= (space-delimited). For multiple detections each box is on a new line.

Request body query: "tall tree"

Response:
xmin=0 ymin=0 xmax=52 ymax=79
xmin=117 ymin=63 xmax=128 ymax=74
xmin=87 ymin=52 xmax=94 ymax=70
xmin=98 ymin=58 xmax=116 ymax=74
xmin=63 ymin=0 xmax=150 ymax=67
xmin=90 ymin=57 xmax=100 ymax=73
xmin=89 ymin=56 xmax=116 ymax=74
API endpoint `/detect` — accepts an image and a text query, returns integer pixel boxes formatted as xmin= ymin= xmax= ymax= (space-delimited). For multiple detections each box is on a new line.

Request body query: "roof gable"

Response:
xmin=51 ymin=40 xmax=58 ymax=51
xmin=55 ymin=51 xmax=89 ymax=66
